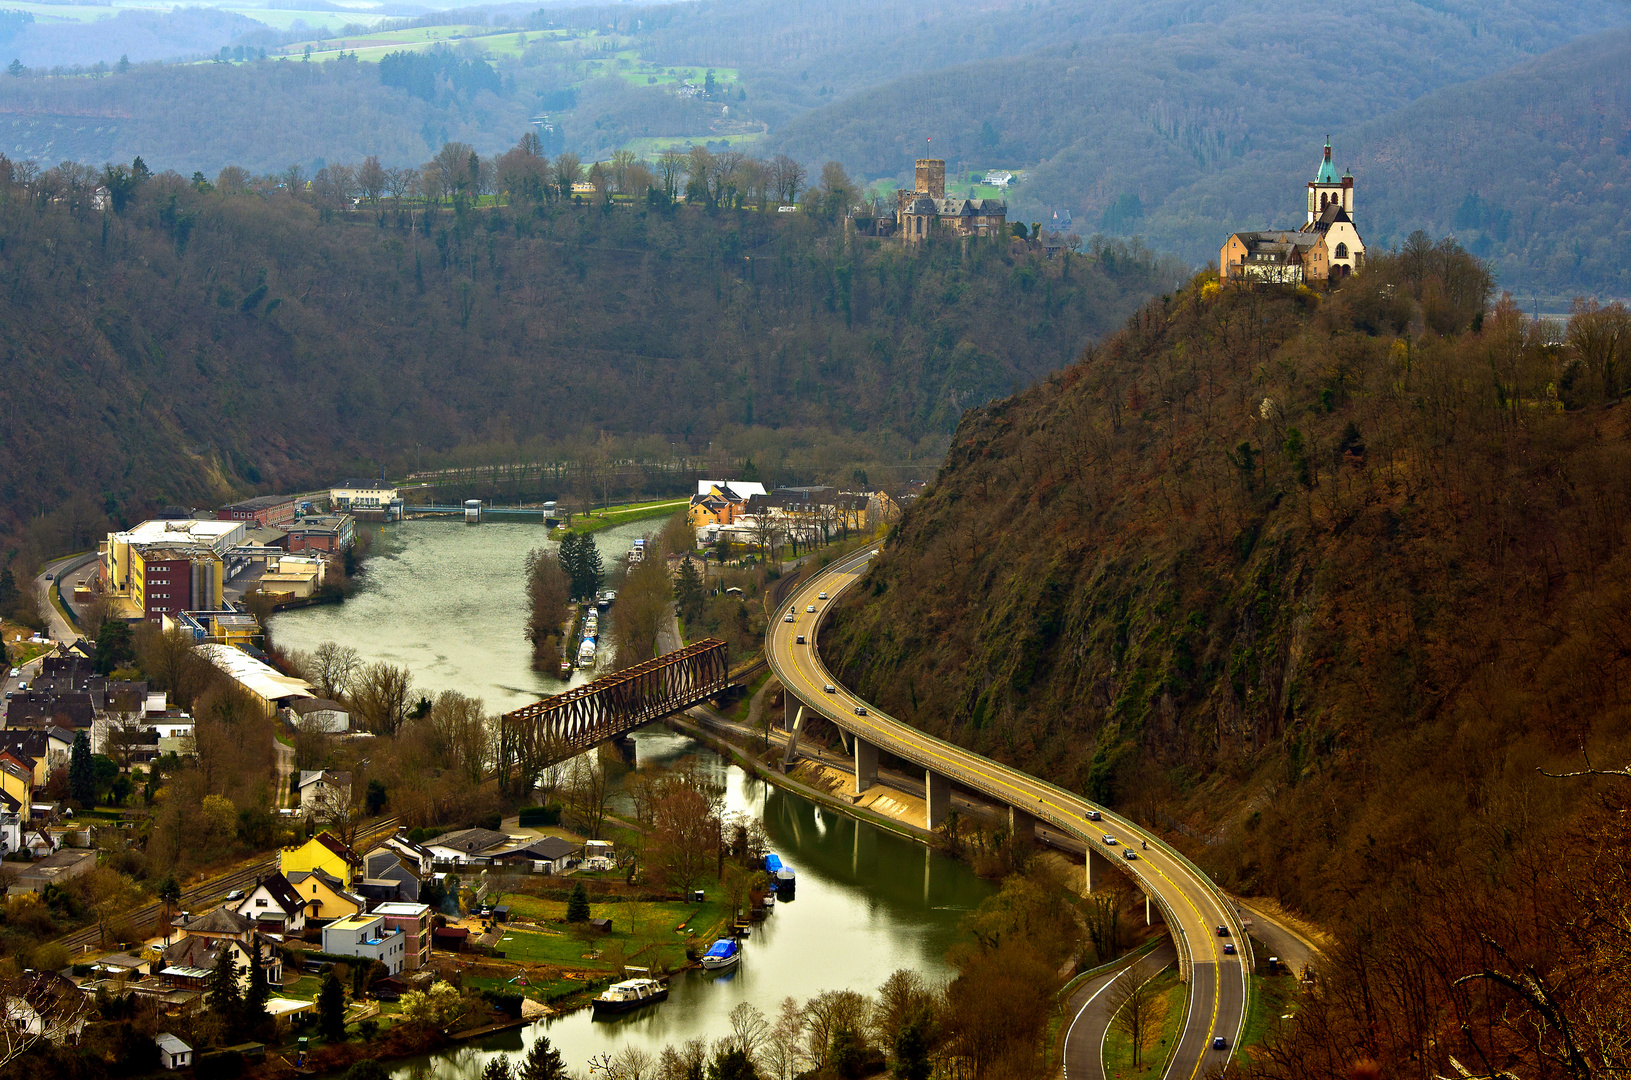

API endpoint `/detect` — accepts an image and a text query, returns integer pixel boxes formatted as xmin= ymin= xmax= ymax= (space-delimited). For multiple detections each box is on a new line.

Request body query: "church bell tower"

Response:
xmin=1306 ymin=140 xmax=1354 ymax=226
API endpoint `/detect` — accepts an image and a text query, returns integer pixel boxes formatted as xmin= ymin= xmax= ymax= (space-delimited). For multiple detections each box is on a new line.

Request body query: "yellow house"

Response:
xmin=279 ymin=831 xmax=361 ymax=886
xmin=0 ymin=752 xmax=33 ymax=811
xmin=285 ymin=869 xmax=364 ymax=924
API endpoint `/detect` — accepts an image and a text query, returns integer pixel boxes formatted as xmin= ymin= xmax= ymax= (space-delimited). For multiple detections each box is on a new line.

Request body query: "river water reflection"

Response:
xmin=270 ymin=522 xmax=995 ymax=1076
xmin=384 ymin=726 xmax=993 ymax=1078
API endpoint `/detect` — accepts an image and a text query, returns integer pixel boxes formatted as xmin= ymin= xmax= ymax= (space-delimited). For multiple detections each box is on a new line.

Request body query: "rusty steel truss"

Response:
xmin=501 ymin=638 xmax=730 ymax=758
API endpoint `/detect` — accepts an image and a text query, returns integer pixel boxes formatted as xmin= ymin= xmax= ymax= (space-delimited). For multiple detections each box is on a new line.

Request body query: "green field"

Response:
xmin=1234 ymin=974 xmax=1300 ymax=1063
xmin=1101 ymin=966 xmax=1188 ymax=1080
xmin=495 ymin=895 xmax=728 ymax=972
xmin=564 ymin=497 xmax=686 ymax=536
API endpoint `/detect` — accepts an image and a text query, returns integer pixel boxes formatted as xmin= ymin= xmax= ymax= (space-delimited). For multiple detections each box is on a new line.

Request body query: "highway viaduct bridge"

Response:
xmin=766 ymin=547 xmax=1249 ymax=1080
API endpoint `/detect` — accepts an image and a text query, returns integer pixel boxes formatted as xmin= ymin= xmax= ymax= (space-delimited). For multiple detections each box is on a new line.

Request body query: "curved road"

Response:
xmin=767 ymin=547 xmax=1247 ymax=1080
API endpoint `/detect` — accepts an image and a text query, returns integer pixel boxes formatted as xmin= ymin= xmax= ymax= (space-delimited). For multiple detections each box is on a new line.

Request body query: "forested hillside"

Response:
xmin=0 ymin=153 xmax=1169 ymax=551
xmin=826 ymin=243 xmax=1631 ymax=906
xmin=1133 ymin=26 xmax=1631 ymax=299
xmin=763 ymin=7 xmax=1630 ymax=298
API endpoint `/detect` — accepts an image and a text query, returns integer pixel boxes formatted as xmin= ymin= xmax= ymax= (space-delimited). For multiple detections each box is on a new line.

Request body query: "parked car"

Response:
xmin=225 ymin=889 xmax=245 ymax=902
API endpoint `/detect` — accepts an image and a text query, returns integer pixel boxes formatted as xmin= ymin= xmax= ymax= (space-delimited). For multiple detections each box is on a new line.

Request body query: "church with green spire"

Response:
xmin=1218 ymin=140 xmax=1366 ymax=285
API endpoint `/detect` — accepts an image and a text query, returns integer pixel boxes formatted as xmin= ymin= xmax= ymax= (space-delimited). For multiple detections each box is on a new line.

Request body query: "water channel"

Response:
xmin=270 ymin=521 xmax=996 ymax=1075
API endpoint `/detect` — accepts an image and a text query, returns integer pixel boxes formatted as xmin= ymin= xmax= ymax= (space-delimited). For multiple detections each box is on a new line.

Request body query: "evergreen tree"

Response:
xmin=565 ymin=882 xmax=590 ymax=922
xmin=318 ymin=972 xmax=347 ymax=1041
xmin=68 ymin=732 xmax=95 ymax=806
xmin=483 ymin=1056 xmax=515 ymax=1080
xmin=892 ymin=1011 xmax=932 ymax=1080
xmin=674 ymin=558 xmax=704 ymax=624
xmin=518 ymin=1035 xmax=567 ymax=1080
xmin=208 ymin=944 xmax=243 ymax=1034
xmin=0 ymin=565 xmax=17 ymax=612
xmin=243 ymin=939 xmax=271 ymax=1035
xmin=707 ymin=1045 xmax=758 ymax=1080
xmin=557 ymin=533 xmax=604 ymax=600
xmin=92 ymin=618 xmax=134 ymax=674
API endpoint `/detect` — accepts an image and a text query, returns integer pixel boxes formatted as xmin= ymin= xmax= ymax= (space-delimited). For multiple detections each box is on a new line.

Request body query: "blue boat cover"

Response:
xmin=704 ymin=939 xmax=737 ymax=959
xmin=764 ymin=854 xmax=783 ymax=874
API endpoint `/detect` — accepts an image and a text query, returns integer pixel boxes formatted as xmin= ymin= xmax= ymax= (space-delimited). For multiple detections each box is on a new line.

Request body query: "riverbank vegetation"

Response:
xmin=824 ymin=236 xmax=1631 ymax=1078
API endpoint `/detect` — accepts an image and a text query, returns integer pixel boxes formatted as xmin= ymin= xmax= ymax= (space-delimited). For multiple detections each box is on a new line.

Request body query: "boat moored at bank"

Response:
xmin=592 ymin=977 xmax=668 ymax=1015
xmin=700 ymin=938 xmax=740 ymax=970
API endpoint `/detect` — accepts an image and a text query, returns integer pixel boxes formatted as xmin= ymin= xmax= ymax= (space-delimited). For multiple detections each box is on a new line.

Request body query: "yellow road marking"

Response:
xmin=770 ymin=548 xmax=1246 ymax=1074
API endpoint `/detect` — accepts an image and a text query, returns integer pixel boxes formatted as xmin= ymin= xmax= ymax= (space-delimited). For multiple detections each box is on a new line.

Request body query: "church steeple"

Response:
xmin=1307 ymin=138 xmax=1354 ymax=227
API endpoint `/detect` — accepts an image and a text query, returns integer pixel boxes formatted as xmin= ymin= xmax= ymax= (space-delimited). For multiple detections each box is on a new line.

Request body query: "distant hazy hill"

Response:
xmin=762 ymin=3 xmax=1630 ymax=298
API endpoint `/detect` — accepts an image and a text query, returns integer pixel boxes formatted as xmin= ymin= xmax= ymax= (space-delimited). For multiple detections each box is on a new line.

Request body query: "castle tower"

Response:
xmin=915 ymin=158 xmax=945 ymax=200
xmin=1306 ymin=140 xmax=1354 ymax=226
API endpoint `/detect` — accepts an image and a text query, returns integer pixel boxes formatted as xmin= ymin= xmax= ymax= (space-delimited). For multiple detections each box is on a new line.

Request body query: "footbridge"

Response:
xmin=767 ymin=550 xmax=1248 ymax=1080
xmin=500 ymin=638 xmax=730 ymax=758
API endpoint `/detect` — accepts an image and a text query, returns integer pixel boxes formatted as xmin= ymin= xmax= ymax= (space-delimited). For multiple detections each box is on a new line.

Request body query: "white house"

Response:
xmin=424 ymin=827 xmax=512 ymax=866
xmin=298 ymin=770 xmax=353 ymax=818
xmin=329 ymin=480 xmax=398 ymax=511
xmin=233 ymin=872 xmax=308 ymax=934
xmin=0 ymin=811 xmax=21 ymax=858
xmin=155 ymin=1033 xmax=193 ymax=1070
xmin=321 ymin=913 xmax=406 ymax=975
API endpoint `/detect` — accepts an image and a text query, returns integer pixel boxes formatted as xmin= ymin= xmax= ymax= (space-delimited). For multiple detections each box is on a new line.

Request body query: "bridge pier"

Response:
xmin=782 ymin=706 xmax=806 ymax=771
xmin=925 ymin=769 xmax=951 ymax=831
xmin=1083 ymin=845 xmax=1120 ymax=893
xmin=853 ymin=736 xmax=878 ymax=795
xmin=1008 ymin=805 xmax=1038 ymax=841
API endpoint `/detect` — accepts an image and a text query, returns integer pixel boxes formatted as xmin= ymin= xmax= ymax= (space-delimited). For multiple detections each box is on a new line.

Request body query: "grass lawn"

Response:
xmin=565 ymin=498 xmax=686 ymax=535
xmin=496 ymin=896 xmax=728 ymax=972
xmin=1234 ymin=974 xmax=1300 ymax=1063
xmin=1102 ymin=966 xmax=1188 ymax=1080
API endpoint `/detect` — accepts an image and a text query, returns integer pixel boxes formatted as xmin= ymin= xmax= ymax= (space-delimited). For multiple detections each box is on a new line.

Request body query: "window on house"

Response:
xmin=1335 ymin=243 xmax=1349 ymax=259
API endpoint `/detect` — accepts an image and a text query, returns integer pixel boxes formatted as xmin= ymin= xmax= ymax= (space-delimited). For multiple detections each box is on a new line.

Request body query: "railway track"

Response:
xmin=54 ymin=817 xmax=401 ymax=955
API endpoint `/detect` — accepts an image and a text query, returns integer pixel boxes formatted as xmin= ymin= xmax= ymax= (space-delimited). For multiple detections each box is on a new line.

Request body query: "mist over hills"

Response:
xmin=0 ymin=0 xmax=1625 ymax=294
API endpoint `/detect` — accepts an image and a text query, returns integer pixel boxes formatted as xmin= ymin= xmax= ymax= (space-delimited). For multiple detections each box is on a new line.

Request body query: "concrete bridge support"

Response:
xmin=1008 ymin=805 xmax=1038 ymax=841
xmin=854 ymin=736 xmax=878 ymax=795
xmin=1083 ymin=845 xmax=1121 ymax=893
xmin=781 ymin=706 xmax=806 ymax=770
xmin=925 ymin=769 xmax=951 ymax=831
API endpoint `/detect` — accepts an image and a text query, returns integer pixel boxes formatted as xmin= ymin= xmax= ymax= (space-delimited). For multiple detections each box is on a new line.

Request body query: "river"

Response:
xmin=269 ymin=521 xmax=996 ymax=1075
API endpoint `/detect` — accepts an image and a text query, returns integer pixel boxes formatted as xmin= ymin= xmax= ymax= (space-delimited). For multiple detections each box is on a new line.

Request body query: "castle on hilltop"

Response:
xmin=850 ymin=159 xmax=1009 ymax=242
xmin=1220 ymin=141 xmax=1366 ymax=284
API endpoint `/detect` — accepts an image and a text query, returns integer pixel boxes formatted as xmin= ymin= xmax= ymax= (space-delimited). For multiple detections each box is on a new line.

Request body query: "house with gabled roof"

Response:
xmin=285 ymin=868 xmax=364 ymax=925
xmin=280 ymin=830 xmax=362 ymax=886
xmin=1221 ymin=140 xmax=1366 ymax=285
xmin=233 ymin=872 xmax=308 ymax=934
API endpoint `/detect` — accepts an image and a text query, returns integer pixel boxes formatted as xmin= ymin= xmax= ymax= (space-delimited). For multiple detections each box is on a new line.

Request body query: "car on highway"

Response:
xmin=796 ymin=635 xmax=806 ymax=644
xmin=1086 ymin=810 xmax=1102 ymax=820
xmin=1212 ymin=1037 xmax=1227 ymax=1051
xmin=853 ymin=706 xmax=867 ymax=716
xmin=806 ymin=604 xmax=816 ymax=613
xmin=784 ymin=613 xmax=795 ymax=622
xmin=1222 ymin=942 xmax=1236 ymax=954
xmin=818 ymin=592 xmax=827 ymax=599
xmin=6 ymin=668 xmax=16 ymax=677
xmin=1122 ymin=850 xmax=1137 ymax=860
xmin=824 ymin=684 xmax=835 ymax=694
xmin=1102 ymin=835 xmax=1117 ymax=845
xmin=1216 ymin=925 xmax=1230 ymax=936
